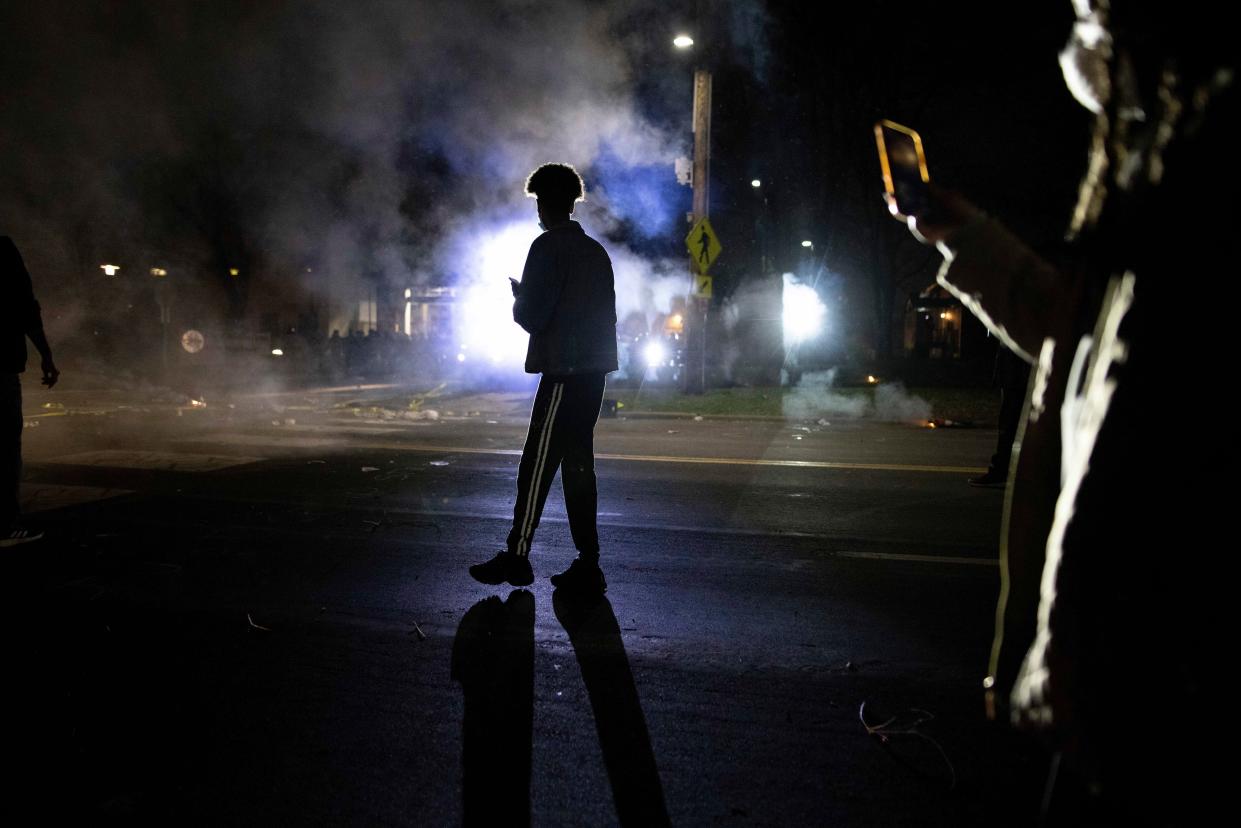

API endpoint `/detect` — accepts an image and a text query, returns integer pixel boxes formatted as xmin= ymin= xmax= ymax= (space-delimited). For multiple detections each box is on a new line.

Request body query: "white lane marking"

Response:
xmin=21 ymin=483 xmax=133 ymax=513
xmin=45 ymin=450 xmax=263 ymax=472
xmin=835 ymin=550 xmax=996 ymax=567
xmin=204 ymin=432 xmax=982 ymax=475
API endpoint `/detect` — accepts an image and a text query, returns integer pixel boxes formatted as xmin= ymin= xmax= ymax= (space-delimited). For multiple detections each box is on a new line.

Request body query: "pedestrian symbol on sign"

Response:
xmin=684 ymin=217 xmax=722 ymax=275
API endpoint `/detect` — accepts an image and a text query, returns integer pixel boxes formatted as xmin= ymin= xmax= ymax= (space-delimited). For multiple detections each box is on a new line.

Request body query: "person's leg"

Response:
xmin=505 ymin=376 xmax=568 ymax=558
xmin=1 ymin=374 xmax=22 ymax=530
xmin=560 ymin=373 xmax=606 ymax=562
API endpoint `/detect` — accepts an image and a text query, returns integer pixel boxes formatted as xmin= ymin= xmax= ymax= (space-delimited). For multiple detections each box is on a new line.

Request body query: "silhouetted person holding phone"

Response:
xmin=470 ymin=163 xmax=618 ymax=593
xmin=1 ymin=236 xmax=58 ymax=547
xmin=887 ymin=3 xmax=1232 ymax=821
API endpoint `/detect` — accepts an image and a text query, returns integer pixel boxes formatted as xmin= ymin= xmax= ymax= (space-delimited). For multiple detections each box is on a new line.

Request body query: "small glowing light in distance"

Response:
xmin=940 ymin=312 xmax=947 ymax=319
xmin=404 ymin=288 xmax=412 ymax=299
xmin=457 ymin=353 xmax=466 ymax=362
xmin=867 ymin=375 xmax=878 ymax=384
xmin=782 ymin=280 xmax=827 ymax=346
xmin=643 ymin=341 xmax=666 ymax=366
xmin=751 ymin=179 xmax=761 ymax=188
xmin=101 ymin=264 xmax=120 ymax=276
xmin=150 ymin=267 xmax=167 ymax=277
xmin=271 ymin=348 xmax=284 ymax=356
xmin=229 ymin=267 xmax=240 ymax=277
xmin=800 ymin=240 xmax=813 ymax=248
xmin=673 ymin=34 xmax=694 ymax=48
xmin=181 ymin=330 xmax=205 ymax=353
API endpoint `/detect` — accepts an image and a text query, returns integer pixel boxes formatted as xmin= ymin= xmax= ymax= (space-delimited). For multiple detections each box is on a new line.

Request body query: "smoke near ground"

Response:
xmin=783 ymin=370 xmax=932 ymax=422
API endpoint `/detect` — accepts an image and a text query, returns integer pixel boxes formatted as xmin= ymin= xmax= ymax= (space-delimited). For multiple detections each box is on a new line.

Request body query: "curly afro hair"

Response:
xmin=524 ymin=163 xmax=585 ymax=213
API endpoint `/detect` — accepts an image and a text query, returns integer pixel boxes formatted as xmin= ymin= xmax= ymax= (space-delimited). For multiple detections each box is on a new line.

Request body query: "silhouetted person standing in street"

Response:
xmin=1 ymin=236 xmax=58 ymax=546
xmin=470 ymin=163 xmax=618 ymax=592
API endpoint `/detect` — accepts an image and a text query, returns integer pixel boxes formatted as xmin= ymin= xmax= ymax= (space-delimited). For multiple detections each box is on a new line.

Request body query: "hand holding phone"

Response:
xmin=875 ymin=120 xmax=930 ymax=220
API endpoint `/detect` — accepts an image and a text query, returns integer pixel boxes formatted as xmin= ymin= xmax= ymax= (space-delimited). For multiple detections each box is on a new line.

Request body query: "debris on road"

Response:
xmin=693 ymin=415 xmax=704 ymax=421
xmin=924 ymin=418 xmax=973 ymax=429
xmin=361 ymin=466 xmax=379 ymax=472
xmin=411 ymin=621 xmax=427 ymax=641
xmin=859 ymin=702 xmax=957 ymax=789
xmin=247 ymin=613 xmax=272 ymax=634
xmin=429 ymin=460 xmax=450 ymax=467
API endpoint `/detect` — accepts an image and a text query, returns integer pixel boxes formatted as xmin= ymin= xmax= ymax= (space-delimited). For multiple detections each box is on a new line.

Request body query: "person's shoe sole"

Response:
xmin=0 ymin=529 xmax=44 ymax=547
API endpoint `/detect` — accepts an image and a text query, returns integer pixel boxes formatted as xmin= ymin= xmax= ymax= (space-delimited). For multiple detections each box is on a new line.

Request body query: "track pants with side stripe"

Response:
xmin=506 ymin=372 xmax=606 ymax=559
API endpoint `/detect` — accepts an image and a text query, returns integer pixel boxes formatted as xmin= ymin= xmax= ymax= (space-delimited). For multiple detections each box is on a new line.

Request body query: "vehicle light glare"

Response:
xmin=643 ymin=341 xmax=666 ymax=366
xmin=271 ymin=348 xmax=283 ymax=356
xmin=782 ymin=279 xmax=827 ymax=346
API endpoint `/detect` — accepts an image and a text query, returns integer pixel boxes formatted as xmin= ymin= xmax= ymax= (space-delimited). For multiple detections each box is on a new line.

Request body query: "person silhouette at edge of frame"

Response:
xmin=1 ymin=236 xmax=59 ymax=547
xmin=469 ymin=163 xmax=618 ymax=594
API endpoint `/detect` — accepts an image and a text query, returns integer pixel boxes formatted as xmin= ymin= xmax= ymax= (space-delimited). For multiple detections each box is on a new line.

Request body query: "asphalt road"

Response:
xmin=8 ymin=383 xmax=1047 ymax=825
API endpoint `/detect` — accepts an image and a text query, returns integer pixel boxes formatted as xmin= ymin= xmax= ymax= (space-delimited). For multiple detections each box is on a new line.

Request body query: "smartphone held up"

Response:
xmin=874 ymin=120 xmax=930 ymax=221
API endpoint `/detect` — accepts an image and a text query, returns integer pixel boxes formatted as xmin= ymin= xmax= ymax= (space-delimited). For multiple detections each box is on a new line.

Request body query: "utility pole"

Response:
xmin=683 ymin=67 xmax=711 ymax=395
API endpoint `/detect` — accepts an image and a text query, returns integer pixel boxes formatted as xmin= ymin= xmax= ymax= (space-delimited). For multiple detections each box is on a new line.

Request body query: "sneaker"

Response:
xmin=469 ymin=551 xmax=533 ymax=587
xmin=550 ymin=557 xmax=606 ymax=594
xmin=1 ymin=526 xmax=45 ymax=548
xmin=968 ymin=468 xmax=1007 ymax=489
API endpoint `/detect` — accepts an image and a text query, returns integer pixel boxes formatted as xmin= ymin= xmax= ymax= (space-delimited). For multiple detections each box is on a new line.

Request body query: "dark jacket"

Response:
xmin=1 ymin=236 xmax=44 ymax=374
xmin=513 ymin=221 xmax=618 ymax=375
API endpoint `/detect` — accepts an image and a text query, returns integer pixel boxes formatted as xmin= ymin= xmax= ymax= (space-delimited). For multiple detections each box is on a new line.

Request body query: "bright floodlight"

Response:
xmin=801 ymin=240 xmax=813 ymax=248
xmin=673 ymin=34 xmax=694 ymax=48
xmin=643 ymin=340 xmax=666 ymax=366
xmin=782 ymin=279 xmax=827 ymax=346
xmin=100 ymin=264 xmax=119 ymax=276
xmin=454 ymin=220 xmax=540 ymax=366
xmin=271 ymin=348 xmax=284 ymax=356
xmin=751 ymin=179 xmax=761 ymax=188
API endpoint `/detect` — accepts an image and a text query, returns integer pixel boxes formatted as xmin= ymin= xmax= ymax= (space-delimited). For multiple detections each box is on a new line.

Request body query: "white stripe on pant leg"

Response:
xmin=516 ymin=382 xmax=563 ymax=556
xmin=518 ymin=382 xmax=563 ymax=555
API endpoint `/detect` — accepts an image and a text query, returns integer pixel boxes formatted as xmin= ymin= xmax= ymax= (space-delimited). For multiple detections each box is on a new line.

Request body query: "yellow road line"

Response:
xmin=216 ymin=433 xmax=983 ymax=475
xmin=595 ymin=451 xmax=983 ymax=474
xmin=836 ymin=550 xmax=996 ymax=566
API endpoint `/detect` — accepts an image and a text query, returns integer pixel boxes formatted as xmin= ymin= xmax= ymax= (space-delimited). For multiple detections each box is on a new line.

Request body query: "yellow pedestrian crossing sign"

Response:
xmin=686 ymin=217 xmax=722 ymax=275
xmin=694 ymin=274 xmax=713 ymax=298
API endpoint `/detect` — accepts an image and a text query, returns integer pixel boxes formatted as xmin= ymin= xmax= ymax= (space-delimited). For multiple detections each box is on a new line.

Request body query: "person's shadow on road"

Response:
xmin=451 ymin=590 xmax=535 ymax=827
xmin=553 ymin=590 xmax=670 ymax=827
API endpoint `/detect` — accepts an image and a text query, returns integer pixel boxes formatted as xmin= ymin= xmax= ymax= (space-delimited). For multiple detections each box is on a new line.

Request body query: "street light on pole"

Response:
xmin=676 ymin=32 xmax=711 ymax=395
xmin=152 ymin=266 xmax=173 ymax=374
